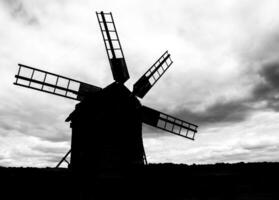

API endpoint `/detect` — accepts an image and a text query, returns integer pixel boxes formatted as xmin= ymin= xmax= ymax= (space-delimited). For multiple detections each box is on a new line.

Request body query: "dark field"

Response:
xmin=1 ymin=162 xmax=279 ymax=200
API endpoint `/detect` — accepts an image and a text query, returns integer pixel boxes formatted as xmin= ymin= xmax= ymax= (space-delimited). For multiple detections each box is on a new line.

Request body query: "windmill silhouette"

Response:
xmin=14 ymin=11 xmax=198 ymax=171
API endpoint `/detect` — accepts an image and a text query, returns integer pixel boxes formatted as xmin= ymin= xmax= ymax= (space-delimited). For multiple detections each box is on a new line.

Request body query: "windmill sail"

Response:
xmin=141 ymin=105 xmax=198 ymax=140
xmin=96 ymin=11 xmax=129 ymax=84
xmin=14 ymin=64 xmax=101 ymax=101
xmin=133 ymin=51 xmax=173 ymax=98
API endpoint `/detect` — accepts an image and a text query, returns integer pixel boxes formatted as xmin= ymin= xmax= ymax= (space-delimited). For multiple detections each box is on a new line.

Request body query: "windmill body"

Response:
xmin=68 ymin=82 xmax=145 ymax=172
xmin=14 ymin=11 xmax=198 ymax=171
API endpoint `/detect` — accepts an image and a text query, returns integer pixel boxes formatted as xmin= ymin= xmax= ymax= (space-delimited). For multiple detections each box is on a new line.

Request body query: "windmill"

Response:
xmin=14 ymin=11 xmax=198 ymax=171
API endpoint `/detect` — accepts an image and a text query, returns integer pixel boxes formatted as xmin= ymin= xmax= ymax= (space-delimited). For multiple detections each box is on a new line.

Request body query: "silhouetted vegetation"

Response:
xmin=1 ymin=162 xmax=279 ymax=199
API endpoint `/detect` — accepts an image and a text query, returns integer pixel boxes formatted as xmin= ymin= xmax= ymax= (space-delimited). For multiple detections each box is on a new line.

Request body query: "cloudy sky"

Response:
xmin=1 ymin=0 xmax=279 ymax=167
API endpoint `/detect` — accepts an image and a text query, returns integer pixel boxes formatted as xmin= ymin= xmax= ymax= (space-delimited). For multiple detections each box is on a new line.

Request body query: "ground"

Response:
xmin=1 ymin=162 xmax=278 ymax=200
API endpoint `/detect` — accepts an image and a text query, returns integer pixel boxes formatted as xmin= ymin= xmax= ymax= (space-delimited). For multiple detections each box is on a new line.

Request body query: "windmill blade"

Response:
xmin=133 ymin=51 xmax=173 ymax=98
xmin=14 ymin=64 xmax=101 ymax=101
xmin=96 ymin=11 xmax=129 ymax=84
xmin=142 ymin=105 xmax=198 ymax=140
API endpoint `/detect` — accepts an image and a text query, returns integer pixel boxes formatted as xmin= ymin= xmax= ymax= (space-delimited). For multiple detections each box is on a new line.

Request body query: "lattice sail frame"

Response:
xmin=133 ymin=51 xmax=173 ymax=98
xmin=14 ymin=64 xmax=101 ymax=101
xmin=142 ymin=106 xmax=198 ymax=140
xmin=96 ymin=11 xmax=129 ymax=83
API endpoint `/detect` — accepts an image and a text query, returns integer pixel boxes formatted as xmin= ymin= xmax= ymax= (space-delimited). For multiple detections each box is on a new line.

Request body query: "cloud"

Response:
xmin=0 ymin=133 xmax=70 ymax=167
xmin=176 ymin=99 xmax=252 ymax=127
xmin=143 ymin=98 xmax=252 ymax=134
xmin=172 ymin=60 xmax=279 ymax=127
xmin=2 ymin=0 xmax=279 ymax=166
xmin=1 ymin=0 xmax=39 ymax=25
xmin=252 ymin=61 xmax=279 ymax=111
xmin=195 ymin=139 xmax=279 ymax=163
xmin=144 ymin=129 xmax=279 ymax=164
xmin=0 ymin=94 xmax=72 ymax=143
xmin=166 ymin=27 xmax=279 ymax=128
xmin=32 ymin=145 xmax=69 ymax=155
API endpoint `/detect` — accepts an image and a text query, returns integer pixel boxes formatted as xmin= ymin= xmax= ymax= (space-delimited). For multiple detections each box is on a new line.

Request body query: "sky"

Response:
xmin=1 ymin=0 xmax=279 ymax=167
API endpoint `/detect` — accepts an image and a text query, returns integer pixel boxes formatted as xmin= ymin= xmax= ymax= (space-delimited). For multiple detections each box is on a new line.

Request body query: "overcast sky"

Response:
xmin=1 ymin=0 xmax=279 ymax=167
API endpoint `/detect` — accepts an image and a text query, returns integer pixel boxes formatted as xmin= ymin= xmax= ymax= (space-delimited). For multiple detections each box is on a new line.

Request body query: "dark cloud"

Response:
xmin=252 ymin=61 xmax=279 ymax=111
xmin=168 ymin=20 xmax=279 ymax=129
xmin=143 ymin=99 xmax=252 ymax=134
xmin=176 ymin=99 xmax=252 ymax=127
xmin=170 ymin=61 xmax=279 ymax=128
xmin=2 ymin=0 xmax=39 ymax=25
